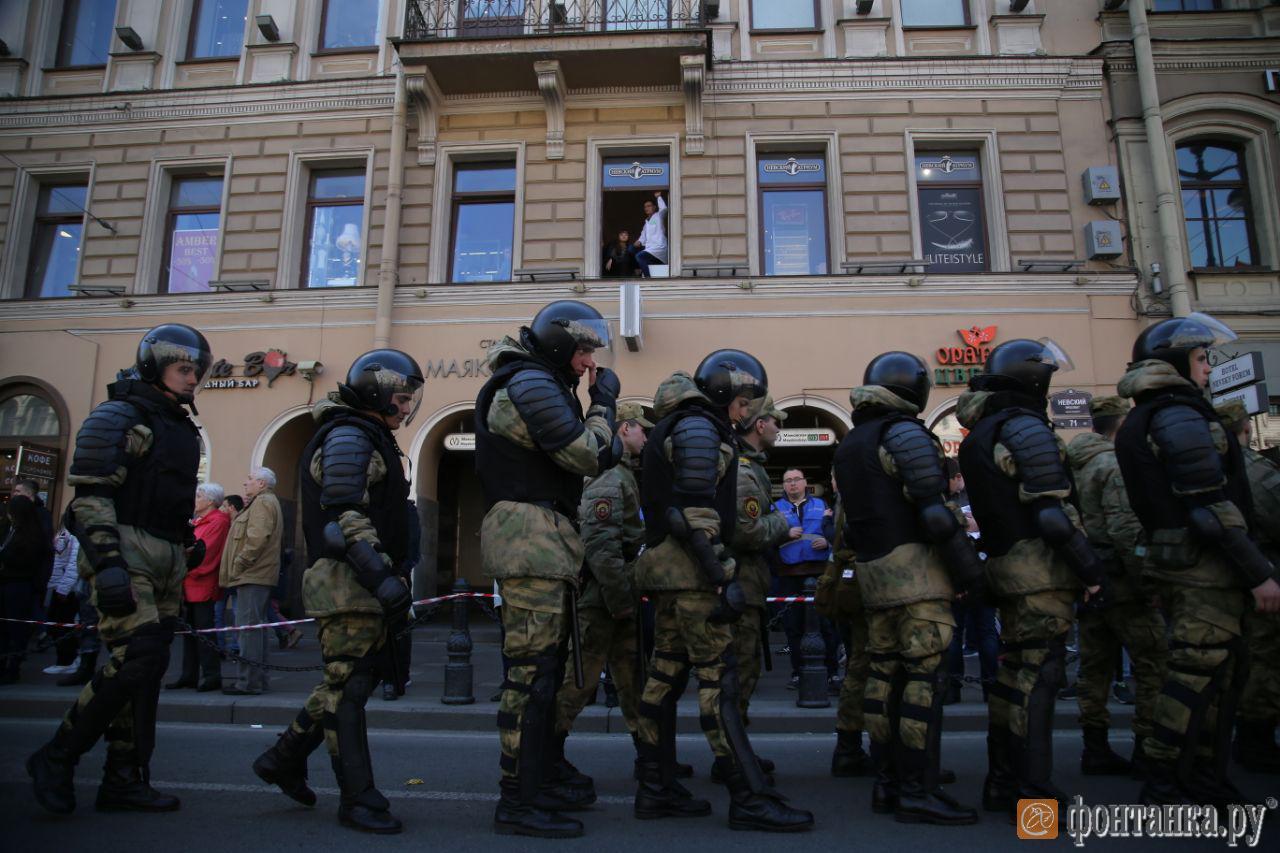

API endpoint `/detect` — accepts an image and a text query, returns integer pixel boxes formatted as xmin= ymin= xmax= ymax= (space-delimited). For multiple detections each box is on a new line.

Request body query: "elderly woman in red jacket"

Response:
xmin=167 ymin=482 xmax=230 ymax=691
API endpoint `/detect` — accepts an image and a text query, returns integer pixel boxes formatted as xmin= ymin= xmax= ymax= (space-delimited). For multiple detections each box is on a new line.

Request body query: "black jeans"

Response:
xmin=178 ymin=600 xmax=221 ymax=682
xmin=47 ymin=591 xmax=81 ymax=665
xmin=776 ymin=574 xmax=839 ymax=677
xmin=0 ymin=581 xmax=34 ymax=667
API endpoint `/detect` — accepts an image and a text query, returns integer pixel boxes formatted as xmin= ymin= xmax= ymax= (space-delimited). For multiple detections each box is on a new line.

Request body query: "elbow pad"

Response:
xmin=1036 ymin=502 xmax=1104 ymax=586
xmin=346 ymin=539 xmax=394 ymax=594
xmin=595 ymin=433 xmax=623 ymax=472
xmin=919 ymin=500 xmax=960 ymax=544
xmin=665 ymin=507 xmax=728 ymax=586
xmin=1189 ymin=507 xmax=1276 ymax=588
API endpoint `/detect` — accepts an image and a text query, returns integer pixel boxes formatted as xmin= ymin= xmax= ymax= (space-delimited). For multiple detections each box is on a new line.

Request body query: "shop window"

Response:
xmin=600 ymin=156 xmax=670 ymax=277
xmin=0 ymin=391 xmax=63 ymax=508
xmin=449 ymin=163 xmax=516 ymax=283
xmin=161 ymin=176 xmax=224 ymax=293
xmin=319 ymin=0 xmax=379 ymax=50
xmin=915 ymin=151 xmax=988 ymax=273
xmin=751 ymin=0 xmax=818 ymax=30
xmin=757 ymin=155 xmax=829 ymax=276
xmin=900 ymin=0 xmax=970 ymax=27
xmin=1176 ymin=141 xmax=1258 ymax=269
xmin=301 ymin=170 xmax=366 ymax=287
xmin=55 ymin=0 xmax=116 ymax=67
xmin=1153 ymin=1 xmax=1223 ymax=11
xmin=188 ymin=0 xmax=248 ymax=59
xmin=25 ymin=183 xmax=87 ymax=298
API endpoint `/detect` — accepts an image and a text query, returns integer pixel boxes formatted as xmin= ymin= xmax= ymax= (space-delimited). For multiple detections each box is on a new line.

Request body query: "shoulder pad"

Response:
xmin=71 ymin=400 xmax=142 ymax=477
xmin=320 ymin=424 xmax=375 ymax=510
xmin=882 ymin=419 xmax=947 ymax=503
xmin=1149 ymin=403 xmax=1226 ymax=494
xmin=998 ymin=413 xmax=1070 ymax=495
xmin=506 ymin=368 xmax=584 ymax=453
xmin=671 ymin=414 xmax=722 ymax=501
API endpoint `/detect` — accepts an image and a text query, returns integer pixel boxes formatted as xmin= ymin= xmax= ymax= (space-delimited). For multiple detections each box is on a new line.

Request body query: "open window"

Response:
xmin=600 ymin=155 xmax=671 ymax=277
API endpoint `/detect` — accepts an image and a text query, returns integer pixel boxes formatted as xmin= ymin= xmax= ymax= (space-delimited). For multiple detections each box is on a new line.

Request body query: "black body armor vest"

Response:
xmin=111 ymin=382 xmax=201 ymax=543
xmin=958 ymin=407 xmax=1048 ymax=558
xmin=641 ymin=405 xmax=739 ymax=548
xmin=835 ymin=412 xmax=928 ymax=562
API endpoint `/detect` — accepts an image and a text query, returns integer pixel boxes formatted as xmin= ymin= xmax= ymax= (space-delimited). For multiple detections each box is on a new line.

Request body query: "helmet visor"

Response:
xmin=1035 ymin=338 xmax=1075 ymax=374
xmin=400 ymin=382 xmax=424 ymax=427
xmin=151 ymin=341 xmax=214 ymax=395
xmin=571 ymin=317 xmax=613 ymax=370
xmin=1173 ymin=312 xmax=1238 ymax=351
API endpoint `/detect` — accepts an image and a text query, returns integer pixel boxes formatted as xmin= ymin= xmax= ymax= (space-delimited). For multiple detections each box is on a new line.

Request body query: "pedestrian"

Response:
xmin=1065 ymin=396 xmax=1168 ymax=777
xmin=957 ymin=338 xmax=1105 ymax=814
xmin=475 ymin=300 xmax=624 ymax=838
xmin=629 ymin=191 xmax=668 ymax=278
xmin=214 ymin=494 xmax=243 ymax=652
xmin=603 ymin=229 xmax=637 ymax=277
xmin=219 ymin=467 xmax=284 ymax=695
xmin=28 ymin=323 xmax=213 ymax=815
xmin=252 ymin=349 xmax=422 ymax=834
xmin=167 ymin=482 xmax=229 ymax=691
xmin=1113 ymin=312 xmax=1280 ymax=810
xmin=632 ymin=350 xmax=812 ymax=831
xmin=43 ymin=525 xmax=81 ymax=675
xmin=835 ymin=352 xmax=982 ymax=824
xmin=551 ymin=402 xmax=656 ymax=797
xmin=773 ymin=468 xmax=840 ymax=691
xmin=1 ymin=494 xmax=54 ymax=683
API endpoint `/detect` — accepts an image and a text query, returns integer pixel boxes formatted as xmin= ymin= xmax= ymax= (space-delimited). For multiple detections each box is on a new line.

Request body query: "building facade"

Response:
xmin=1 ymin=1 xmax=1272 ymax=598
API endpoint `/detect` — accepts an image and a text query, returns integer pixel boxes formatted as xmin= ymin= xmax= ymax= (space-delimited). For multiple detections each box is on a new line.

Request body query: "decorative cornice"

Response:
xmin=680 ymin=55 xmax=705 ymax=156
xmin=534 ymin=60 xmax=566 ymax=161
xmin=1105 ymin=57 xmax=1280 ymax=74
xmin=405 ymin=70 xmax=443 ymax=166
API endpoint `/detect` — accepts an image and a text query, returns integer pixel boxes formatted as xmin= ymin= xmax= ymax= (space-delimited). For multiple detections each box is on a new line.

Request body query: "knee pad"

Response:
xmin=1033 ymin=636 xmax=1067 ymax=691
xmin=338 ymin=656 xmax=378 ymax=708
xmin=116 ymin=624 xmax=174 ymax=688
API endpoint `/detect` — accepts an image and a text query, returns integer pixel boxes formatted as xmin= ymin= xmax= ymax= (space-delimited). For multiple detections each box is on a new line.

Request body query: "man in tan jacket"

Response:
xmin=220 ymin=466 xmax=284 ymax=694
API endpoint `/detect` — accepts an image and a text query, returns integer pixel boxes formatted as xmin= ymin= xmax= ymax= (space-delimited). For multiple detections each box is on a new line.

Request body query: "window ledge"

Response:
xmin=175 ymin=56 xmax=241 ymax=66
xmin=41 ymin=64 xmax=107 ymax=72
xmin=902 ymin=25 xmax=978 ymax=31
xmin=311 ymin=48 xmax=379 ymax=58
xmin=747 ymin=28 xmax=825 ymax=36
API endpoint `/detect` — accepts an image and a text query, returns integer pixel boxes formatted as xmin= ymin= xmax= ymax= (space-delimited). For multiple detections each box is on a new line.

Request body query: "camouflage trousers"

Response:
xmin=1147 ymin=585 xmax=1248 ymax=765
xmin=497 ymin=577 xmax=569 ymax=779
xmin=835 ymin=578 xmax=870 ymax=734
xmin=1075 ymin=600 xmax=1167 ymax=738
xmin=60 ymin=525 xmax=184 ymax=762
xmin=1239 ymin=609 xmax=1280 ymax=722
xmin=989 ymin=589 xmax=1076 ymax=741
xmin=295 ymin=613 xmax=386 ymax=756
xmin=555 ymin=601 xmax=642 ymax=735
xmin=730 ymin=607 xmax=764 ymax=723
xmin=863 ymin=599 xmax=954 ymax=751
xmin=636 ymin=591 xmax=734 ymax=758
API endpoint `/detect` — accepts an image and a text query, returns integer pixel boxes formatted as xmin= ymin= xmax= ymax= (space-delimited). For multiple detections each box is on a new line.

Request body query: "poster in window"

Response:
xmin=167 ymin=228 xmax=219 ymax=292
xmin=919 ymin=187 xmax=987 ymax=273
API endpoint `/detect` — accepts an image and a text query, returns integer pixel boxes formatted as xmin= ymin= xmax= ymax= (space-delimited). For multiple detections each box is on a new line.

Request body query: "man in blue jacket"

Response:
xmin=774 ymin=470 xmax=839 ymax=689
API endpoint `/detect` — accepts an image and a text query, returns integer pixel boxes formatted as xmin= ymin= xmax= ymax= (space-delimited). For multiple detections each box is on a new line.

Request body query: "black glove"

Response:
xmin=185 ymin=538 xmax=206 ymax=569
xmin=94 ymin=560 xmax=137 ymax=617
xmin=375 ymin=576 xmax=411 ymax=622
xmin=589 ymin=366 xmax=621 ymax=411
xmin=1082 ymin=575 xmax=1110 ymax=613
xmin=709 ymin=579 xmax=747 ymax=624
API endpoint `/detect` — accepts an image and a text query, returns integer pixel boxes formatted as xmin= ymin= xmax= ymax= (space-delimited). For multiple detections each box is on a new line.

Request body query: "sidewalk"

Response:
xmin=1 ymin=616 xmax=1132 ymax=734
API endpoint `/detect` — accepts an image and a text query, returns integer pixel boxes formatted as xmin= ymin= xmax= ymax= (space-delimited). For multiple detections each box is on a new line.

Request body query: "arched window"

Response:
xmin=0 ymin=387 xmax=66 ymax=509
xmin=1176 ymin=140 xmax=1259 ymax=269
xmin=0 ymin=394 xmax=60 ymax=437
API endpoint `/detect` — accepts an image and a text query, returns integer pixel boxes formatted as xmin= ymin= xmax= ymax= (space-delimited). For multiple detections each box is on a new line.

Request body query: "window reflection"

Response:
xmin=450 ymin=162 xmax=516 ymax=283
xmin=303 ymin=170 xmax=366 ymax=287
xmin=56 ymin=0 xmax=116 ymax=67
xmin=0 ymin=395 xmax=60 ymax=437
xmin=189 ymin=0 xmax=248 ymax=59
xmin=758 ymin=156 xmax=828 ymax=276
xmin=320 ymin=0 xmax=380 ymax=49
xmin=27 ymin=184 xmax=87 ymax=298
xmin=1177 ymin=141 xmax=1257 ymax=269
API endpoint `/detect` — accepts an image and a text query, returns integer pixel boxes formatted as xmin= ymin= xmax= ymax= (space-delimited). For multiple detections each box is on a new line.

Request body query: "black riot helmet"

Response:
xmin=980 ymin=338 xmax=1073 ymax=401
xmin=338 ymin=349 xmax=425 ymax=426
xmin=523 ymin=301 xmax=610 ymax=371
xmin=1131 ymin=312 xmax=1237 ymax=381
xmin=695 ymin=349 xmax=768 ymax=408
xmin=863 ymin=351 xmax=932 ymax=411
xmin=135 ymin=324 xmax=214 ymax=404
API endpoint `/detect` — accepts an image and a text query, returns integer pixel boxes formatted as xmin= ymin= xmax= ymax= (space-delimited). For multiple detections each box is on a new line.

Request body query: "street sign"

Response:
xmin=1049 ymin=389 xmax=1092 ymax=430
xmin=1209 ymin=352 xmax=1265 ymax=395
xmin=1213 ymin=382 xmax=1269 ymax=417
xmin=775 ymin=429 xmax=837 ymax=448
xmin=443 ymin=433 xmax=475 ymax=452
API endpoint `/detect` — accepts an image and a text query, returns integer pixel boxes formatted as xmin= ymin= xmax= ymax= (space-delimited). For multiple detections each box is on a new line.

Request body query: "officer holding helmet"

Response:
xmin=29 ymin=324 xmax=214 ymax=816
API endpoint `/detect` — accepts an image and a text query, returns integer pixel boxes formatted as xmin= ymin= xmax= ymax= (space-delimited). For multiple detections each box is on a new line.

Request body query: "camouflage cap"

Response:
xmin=617 ymin=402 xmax=654 ymax=427
xmin=741 ymin=395 xmax=787 ymax=429
xmin=1214 ymin=398 xmax=1249 ymax=429
xmin=1089 ymin=395 xmax=1131 ymax=418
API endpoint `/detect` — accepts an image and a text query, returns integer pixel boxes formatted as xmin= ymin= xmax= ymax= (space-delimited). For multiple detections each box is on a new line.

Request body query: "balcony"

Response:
xmin=396 ymin=1 xmax=710 ymax=93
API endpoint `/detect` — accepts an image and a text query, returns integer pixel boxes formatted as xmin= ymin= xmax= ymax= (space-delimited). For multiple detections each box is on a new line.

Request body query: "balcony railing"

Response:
xmin=404 ymin=0 xmax=706 ymax=40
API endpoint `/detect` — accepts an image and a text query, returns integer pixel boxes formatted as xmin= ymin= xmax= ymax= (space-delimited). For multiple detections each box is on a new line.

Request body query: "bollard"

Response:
xmin=796 ymin=576 xmax=831 ymax=709
xmin=441 ymin=578 xmax=475 ymax=705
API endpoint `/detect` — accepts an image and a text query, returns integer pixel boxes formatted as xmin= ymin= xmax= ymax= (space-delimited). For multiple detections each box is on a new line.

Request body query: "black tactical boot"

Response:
xmin=1129 ymin=735 xmax=1152 ymax=781
xmin=1188 ymin=766 xmax=1255 ymax=815
xmin=27 ymin=738 xmax=78 ymax=815
xmin=870 ymin=739 xmax=896 ymax=814
xmin=1081 ymin=725 xmax=1132 ymax=776
xmin=253 ymin=718 xmax=324 ymax=806
xmin=1013 ymin=732 xmax=1068 ymax=811
xmin=1233 ymin=717 xmax=1280 ymax=774
xmin=548 ymin=730 xmax=596 ymax=797
xmin=831 ymin=729 xmax=872 ymax=777
xmin=982 ymin=727 xmax=1016 ymax=813
xmin=1139 ymin=759 xmax=1196 ymax=807
xmin=95 ymin=757 xmax=181 ymax=812
xmin=710 ymin=756 xmax=775 ymax=786
xmin=719 ymin=758 xmax=813 ymax=833
xmin=330 ymin=757 xmax=402 ymax=834
xmin=634 ymin=751 xmax=712 ymax=820
xmin=894 ymin=748 xmax=978 ymax=826
xmin=57 ymin=651 xmax=98 ymax=687
xmin=494 ymin=777 xmax=584 ymax=838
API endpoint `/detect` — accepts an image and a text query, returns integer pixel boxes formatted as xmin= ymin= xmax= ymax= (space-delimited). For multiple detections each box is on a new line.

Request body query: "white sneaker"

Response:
xmin=43 ymin=663 xmax=74 ymax=675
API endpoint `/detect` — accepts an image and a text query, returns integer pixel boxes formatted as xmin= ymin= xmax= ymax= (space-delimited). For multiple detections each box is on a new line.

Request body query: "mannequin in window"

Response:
xmin=329 ymin=223 xmax=361 ymax=284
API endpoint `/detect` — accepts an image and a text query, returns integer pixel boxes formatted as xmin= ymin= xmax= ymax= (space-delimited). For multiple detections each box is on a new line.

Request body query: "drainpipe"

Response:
xmin=1127 ymin=0 xmax=1191 ymax=317
xmin=375 ymin=66 xmax=408 ymax=347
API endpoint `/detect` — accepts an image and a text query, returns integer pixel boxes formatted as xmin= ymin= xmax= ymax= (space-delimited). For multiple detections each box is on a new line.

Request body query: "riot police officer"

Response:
xmin=1113 ymin=314 xmax=1280 ymax=808
xmin=475 ymin=300 xmax=624 ymax=838
xmin=632 ymin=351 xmax=812 ymax=832
xmin=956 ymin=338 xmax=1105 ymax=812
xmin=252 ymin=349 xmax=422 ymax=834
xmin=834 ymin=352 xmax=983 ymax=824
xmin=28 ymin=324 xmax=213 ymax=815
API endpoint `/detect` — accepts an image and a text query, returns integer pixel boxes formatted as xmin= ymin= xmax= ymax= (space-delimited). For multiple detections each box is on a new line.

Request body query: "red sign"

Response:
xmin=934 ymin=325 xmax=997 ymax=387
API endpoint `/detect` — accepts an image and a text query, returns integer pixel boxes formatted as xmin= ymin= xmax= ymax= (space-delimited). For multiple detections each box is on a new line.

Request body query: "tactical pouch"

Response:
xmin=814 ymin=564 xmax=837 ymax=618
xmin=834 ymin=569 xmax=862 ymax=617
xmin=1146 ymin=528 xmax=1201 ymax=570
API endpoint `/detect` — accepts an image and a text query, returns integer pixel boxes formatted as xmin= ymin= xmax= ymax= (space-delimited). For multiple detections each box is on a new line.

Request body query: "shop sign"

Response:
xmin=1213 ymin=382 xmax=1269 ymax=417
xmin=15 ymin=444 xmax=58 ymax=481
xmin=204 ymin=349 xmax=298 ymax=390
xmin=934 ymin=325 xmax=997 ymax=387
xmin=1209 ymin=352 xmax=1265 ymax=396
xmin=444 ymin=433 xmax=476 ymax=452
xmin=1049 ymin=389 xmax=1093 ymax=430
xmin=775 ymin=429 xmax=837 ymax=448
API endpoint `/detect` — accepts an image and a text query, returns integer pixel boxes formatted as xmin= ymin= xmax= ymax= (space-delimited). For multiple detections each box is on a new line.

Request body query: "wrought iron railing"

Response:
xmin=404 ymin=0 xmax=706 ymax=40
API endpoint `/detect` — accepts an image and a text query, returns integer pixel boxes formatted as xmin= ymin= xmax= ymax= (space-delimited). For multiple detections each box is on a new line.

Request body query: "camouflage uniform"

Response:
xmin=818 ymin=502 xmax=870 ymax=744
xmin=1065 ymin=399 xmax=1168 ymax=758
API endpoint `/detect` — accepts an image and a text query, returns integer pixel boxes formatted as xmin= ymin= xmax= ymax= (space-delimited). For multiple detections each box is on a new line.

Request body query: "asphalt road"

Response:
xmin=1 ymin=719 xmax=1276 ymax=851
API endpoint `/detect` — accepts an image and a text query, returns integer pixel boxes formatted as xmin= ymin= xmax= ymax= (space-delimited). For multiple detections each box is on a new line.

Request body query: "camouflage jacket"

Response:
xmin=1244 ymin=447 xmax=1280 ymax=565
xmin=1066 ymin=431 xmax=1144 ymax=602
xmin=479 ymin=336 xmax=613 ymax=586
xmin=817 ymin=501 xmax=864 ymax=619
xmin=634 ymin=371 xmax=736 ymax=592
xmin=732 ymin=446 xmax=790 ymax=606
xmin=578 ymin=452 xmax=643 ymax=616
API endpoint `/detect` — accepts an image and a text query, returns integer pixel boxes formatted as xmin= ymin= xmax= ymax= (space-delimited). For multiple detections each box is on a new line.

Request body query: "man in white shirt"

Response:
xmin=630 ymin=191 xmax=668 ymax=277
